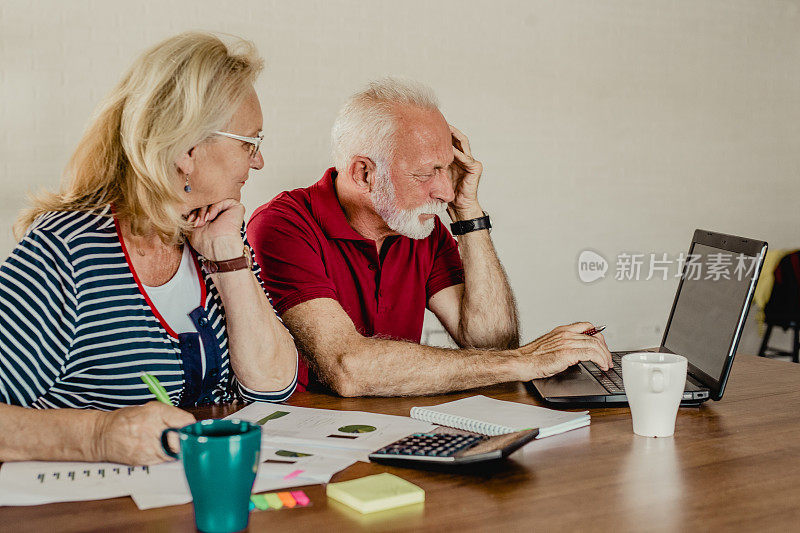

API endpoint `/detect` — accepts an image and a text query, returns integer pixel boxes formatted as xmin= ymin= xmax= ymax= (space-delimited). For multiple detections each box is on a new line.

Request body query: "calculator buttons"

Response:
xmin=372 ymin=433 xmax=488 ymax=458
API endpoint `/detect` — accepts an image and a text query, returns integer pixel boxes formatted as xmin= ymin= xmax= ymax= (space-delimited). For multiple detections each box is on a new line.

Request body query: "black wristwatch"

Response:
xmin=450 ymin=212 xmax=491 ymax=236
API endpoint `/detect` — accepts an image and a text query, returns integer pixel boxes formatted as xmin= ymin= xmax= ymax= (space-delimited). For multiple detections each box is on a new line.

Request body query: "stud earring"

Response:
xmin=184 ymin=176 xmax=191 ymax=193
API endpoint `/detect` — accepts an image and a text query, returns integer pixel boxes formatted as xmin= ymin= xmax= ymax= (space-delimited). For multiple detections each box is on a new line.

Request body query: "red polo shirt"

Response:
xmin=247 ymin=168 xmax=465 ymax=391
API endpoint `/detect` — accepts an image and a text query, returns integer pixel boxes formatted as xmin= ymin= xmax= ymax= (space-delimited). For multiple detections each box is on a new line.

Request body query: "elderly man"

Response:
xmin=247 ymin=78 xmax=612 ymax=396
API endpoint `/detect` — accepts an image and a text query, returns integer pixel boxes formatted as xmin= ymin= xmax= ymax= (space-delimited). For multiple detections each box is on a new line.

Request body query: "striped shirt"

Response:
xmin=0 ymin=206 xmax=297 ymax=410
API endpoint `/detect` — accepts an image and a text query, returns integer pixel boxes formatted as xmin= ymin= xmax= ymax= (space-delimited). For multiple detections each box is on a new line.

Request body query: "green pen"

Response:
xmin=140 ymin=372 xmax=173 ymax=405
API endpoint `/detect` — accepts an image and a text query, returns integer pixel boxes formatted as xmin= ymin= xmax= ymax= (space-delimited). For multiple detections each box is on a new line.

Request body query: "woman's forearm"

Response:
xmin=212 ymin=267 xmax=297 ymax=393
xmin=0 ymin=404 xmax=102 ymax=462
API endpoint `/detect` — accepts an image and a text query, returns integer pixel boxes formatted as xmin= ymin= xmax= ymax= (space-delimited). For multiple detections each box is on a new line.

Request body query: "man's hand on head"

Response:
xmin=447 ymin=125 xmax=484 ymax=221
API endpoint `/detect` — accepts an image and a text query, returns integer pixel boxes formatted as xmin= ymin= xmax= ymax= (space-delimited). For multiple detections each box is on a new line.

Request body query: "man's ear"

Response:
xmin=175 ymin=147 xmax=195 ymax=176
xmin=348 ymin=156 xmax=377 ymax=191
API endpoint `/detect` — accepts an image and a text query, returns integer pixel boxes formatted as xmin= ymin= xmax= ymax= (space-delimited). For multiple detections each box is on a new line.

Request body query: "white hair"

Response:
xmin=331 ymin=77 xmax=440 ymax=173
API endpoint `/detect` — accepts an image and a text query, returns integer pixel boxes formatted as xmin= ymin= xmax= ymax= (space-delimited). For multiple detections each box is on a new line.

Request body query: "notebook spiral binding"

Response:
xmin=409 ymin=407 xmax=515 ymax=436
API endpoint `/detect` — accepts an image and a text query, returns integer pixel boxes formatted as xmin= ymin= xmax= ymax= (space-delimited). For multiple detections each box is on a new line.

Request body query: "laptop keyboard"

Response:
xmin=581 ymin=353 xmax=626 ymax=393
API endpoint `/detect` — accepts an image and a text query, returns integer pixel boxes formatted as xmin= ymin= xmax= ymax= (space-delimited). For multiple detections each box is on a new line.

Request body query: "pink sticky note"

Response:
xmin=283 ymin=469 xmax=304 ymax=480
xmin=291 ymin=490 xmax=310 ymax=506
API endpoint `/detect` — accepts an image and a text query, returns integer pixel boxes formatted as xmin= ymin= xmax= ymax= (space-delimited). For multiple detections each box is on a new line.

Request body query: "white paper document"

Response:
xmin=262 ymin=440 xmax=369 ymax=463
xmin=226 ymin=402 xmax=435 ymax=454
xmin=0 ymin=461 xmax=152 ymax=506
xmin=129 ymin=445 xmax=355 ymax=510
xmin=0 ymin=444 xmax=356 ymax=509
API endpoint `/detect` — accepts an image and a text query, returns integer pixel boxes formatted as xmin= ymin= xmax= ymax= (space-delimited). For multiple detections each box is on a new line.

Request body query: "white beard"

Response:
xmin=370 ymin=171 xmax=449 ymax=240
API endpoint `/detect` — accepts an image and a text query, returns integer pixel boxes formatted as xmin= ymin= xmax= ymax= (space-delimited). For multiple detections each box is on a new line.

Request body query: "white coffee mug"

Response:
xmin=621 ymin=352 xmax=688 ymax=437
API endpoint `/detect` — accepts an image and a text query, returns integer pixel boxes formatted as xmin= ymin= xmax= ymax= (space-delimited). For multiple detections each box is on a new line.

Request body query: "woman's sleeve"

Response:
xmin=0 ymin=229 xmax=77 ymax=406
xmin=234 ymin=366 xmax=298 ymax=404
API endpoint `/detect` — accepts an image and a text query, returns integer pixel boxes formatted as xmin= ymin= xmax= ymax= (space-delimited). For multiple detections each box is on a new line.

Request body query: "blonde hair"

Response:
xmin=331 ymin=76 xmax=439 ymax=174
xmin=15 ymin=31 xmax=263 ymax=243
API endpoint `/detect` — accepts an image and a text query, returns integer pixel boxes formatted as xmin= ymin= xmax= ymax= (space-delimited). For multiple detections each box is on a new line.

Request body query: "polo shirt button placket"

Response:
xmin=377 ymin=287 xmax=386 ymax=313
xmin=370 ymin=262 xmax=381 ymax=307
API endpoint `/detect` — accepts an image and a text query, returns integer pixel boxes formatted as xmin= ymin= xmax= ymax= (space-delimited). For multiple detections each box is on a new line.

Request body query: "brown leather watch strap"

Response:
xmin=201 ymin=246 xmax=252 ymax=275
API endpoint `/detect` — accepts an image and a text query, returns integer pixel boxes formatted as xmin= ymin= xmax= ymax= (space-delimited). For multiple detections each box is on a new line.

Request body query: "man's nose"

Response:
xmin=251 ymin=151 xmax=265 ymax=170
xmin=430 ymin=169 xmax=455 ymax=204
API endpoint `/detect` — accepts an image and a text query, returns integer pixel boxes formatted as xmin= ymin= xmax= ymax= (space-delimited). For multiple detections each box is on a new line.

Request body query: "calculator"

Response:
xmin=368 ymin=429 xmax=538 ymax=465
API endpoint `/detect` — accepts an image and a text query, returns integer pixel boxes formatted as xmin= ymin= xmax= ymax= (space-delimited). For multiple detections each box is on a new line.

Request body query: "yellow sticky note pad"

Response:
xmin=326 ymin=473 xmax=424 ymax=514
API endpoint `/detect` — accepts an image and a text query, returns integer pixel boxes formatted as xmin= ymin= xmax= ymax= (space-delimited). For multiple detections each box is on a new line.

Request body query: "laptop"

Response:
xmin=529 ymin=229 xmax=768 ymax=406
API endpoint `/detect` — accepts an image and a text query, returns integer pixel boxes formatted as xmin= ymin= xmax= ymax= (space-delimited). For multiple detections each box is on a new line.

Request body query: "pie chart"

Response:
xmin=337 ymin=424 xmax=377 ymax=433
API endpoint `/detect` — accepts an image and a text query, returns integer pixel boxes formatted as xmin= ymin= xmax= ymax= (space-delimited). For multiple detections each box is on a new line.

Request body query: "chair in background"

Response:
xmin=759 ymin=251 xmax=800 ymax=363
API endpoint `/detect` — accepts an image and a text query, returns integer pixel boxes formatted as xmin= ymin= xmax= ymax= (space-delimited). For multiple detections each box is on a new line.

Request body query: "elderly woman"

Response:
xmin=0 ymin=32 xmax=297 ymax=465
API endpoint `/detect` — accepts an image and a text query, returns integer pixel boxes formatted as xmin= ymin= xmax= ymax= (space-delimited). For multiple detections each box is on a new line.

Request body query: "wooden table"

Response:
xmin=1 ymin=355 xmax=799 ymax=532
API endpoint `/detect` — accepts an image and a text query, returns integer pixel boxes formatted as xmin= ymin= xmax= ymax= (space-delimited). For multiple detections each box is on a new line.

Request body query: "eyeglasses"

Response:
xmin=212 ymin=130 xmax=263 ymax=158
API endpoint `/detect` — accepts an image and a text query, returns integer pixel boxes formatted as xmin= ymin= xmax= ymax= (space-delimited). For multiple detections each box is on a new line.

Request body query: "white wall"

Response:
xmin=1 ymin=0 xmax=799 ymax=349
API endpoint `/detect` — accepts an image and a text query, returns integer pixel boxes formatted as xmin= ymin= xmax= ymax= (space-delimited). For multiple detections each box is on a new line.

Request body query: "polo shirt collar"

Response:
xmin=309 ymin=168 xmax=373 ymax=241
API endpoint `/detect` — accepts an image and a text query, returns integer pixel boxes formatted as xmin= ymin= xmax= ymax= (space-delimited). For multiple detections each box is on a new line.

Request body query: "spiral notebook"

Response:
xmin=410 ymin=395 xmax=590 ymax=438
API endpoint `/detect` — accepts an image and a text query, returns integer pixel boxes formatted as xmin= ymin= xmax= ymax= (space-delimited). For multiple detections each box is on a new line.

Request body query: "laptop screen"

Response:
xmin=662 ymin=243 xmax=759 ymax=381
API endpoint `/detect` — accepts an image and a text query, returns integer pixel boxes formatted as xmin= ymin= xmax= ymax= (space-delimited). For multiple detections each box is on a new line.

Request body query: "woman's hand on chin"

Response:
xmin=186 ymin=199 xmax=246 ymax=261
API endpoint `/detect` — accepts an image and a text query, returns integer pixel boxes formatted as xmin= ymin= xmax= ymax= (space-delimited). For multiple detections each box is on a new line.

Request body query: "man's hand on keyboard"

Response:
xmin=515 ymin=322 xmax=614 ymax=380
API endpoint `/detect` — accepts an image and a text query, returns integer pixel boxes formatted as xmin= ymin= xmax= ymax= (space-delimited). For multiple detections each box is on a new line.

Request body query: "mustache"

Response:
xmin=413 ymin=201 xmax=448 ymax=216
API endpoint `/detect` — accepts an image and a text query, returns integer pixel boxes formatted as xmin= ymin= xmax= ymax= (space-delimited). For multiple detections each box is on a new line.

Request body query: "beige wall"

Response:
xmin=1 ymin=0 xmax=798 ymax=349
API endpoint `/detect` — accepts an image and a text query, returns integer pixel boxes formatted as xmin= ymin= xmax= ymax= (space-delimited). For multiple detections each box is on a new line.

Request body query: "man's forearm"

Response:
xmin=320 ymin=336 xmax=520 ymax=397
xmin=453 ymin=210 xmax=519 ymax=349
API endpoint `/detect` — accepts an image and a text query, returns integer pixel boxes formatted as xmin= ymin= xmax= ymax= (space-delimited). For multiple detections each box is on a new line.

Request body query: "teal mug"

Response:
xmin=162 ymin=419 xmax=261 ymax=533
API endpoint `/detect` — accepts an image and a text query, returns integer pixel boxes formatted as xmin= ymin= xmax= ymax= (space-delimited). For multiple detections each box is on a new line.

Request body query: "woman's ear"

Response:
xmin=175 ymin=147 xmax=195 ymax=176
